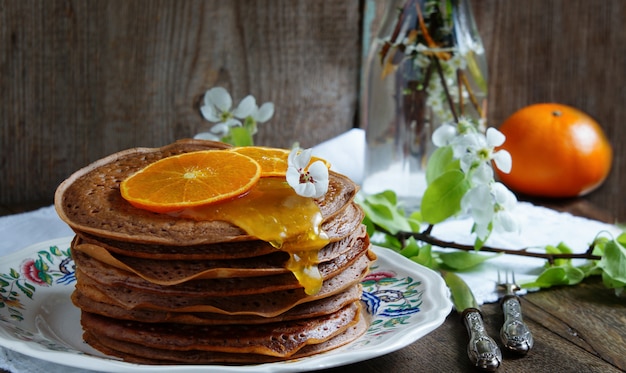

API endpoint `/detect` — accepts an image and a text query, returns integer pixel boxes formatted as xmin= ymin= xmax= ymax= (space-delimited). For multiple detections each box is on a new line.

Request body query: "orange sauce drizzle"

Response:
xmin=176 ymin=177 xmax=329 ymax=295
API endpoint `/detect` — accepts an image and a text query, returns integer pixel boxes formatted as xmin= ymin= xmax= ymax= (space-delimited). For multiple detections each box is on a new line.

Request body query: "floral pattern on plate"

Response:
xmin=0 ymin=243 xmax=75 ymax=322
xmin=0 ymin=237 xmax=452 ymax=373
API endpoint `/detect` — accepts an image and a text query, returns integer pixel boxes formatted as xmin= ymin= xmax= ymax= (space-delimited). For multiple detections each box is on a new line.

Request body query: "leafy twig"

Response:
xmin=375 ymin=222 xmax=602 ymax=265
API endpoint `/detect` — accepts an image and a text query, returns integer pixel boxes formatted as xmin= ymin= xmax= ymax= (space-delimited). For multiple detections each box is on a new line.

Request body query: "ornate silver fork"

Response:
xmin=497 ymin=270 xmax=534 ymax=355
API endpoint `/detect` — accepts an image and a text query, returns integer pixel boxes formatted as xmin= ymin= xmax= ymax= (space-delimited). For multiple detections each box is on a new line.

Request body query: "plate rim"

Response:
xmin=0 ymin=237 xmax=452 ymax=373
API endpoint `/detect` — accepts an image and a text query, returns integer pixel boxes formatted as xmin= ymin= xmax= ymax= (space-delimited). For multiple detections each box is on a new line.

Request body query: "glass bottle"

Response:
xmin=360 ymin=0 xmax=488 ymax=212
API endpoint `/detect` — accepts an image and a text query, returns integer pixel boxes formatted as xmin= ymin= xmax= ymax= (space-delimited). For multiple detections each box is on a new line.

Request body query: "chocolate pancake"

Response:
xmin=71 ymin=284 xmax=362 ymax=325
xmin=74 ymin=251 xmax=373 ymax=316
xmin=71 ymin=202 xmax=362 ymax=261
xmin=80 ymin=302 xmax=361 ymax=357
xmin=54 ymin=139 xmax=358 ymax=246
xmin=72 ymin=229 xmax=369 ymax=293
xmin=82 ymin=314 xmax=368 ymax=365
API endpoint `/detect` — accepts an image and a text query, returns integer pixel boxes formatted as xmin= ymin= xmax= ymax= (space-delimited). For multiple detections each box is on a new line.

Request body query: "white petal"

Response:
xmin=207 ymin=87 xmax=232 ymax=112
xmin=288 ymin=148 xmax=299 ymax=168
xmin=223 ymin=118 xmax=243 ymax=127
xmin=467 ymin=132 xmax=488 ymax=149
xmin=474 ymin=221 xmax=491 ymax=241
xmin=492 ymin=182 xmax=517 ymax=209
xmin=451 ymin=132 xmax=483 ymax=157
xmin=486 ymin=127 xmax=506 ymax=147
xmin=289 ymin=148 xmax=312 ymax=170
xmin=308 ymin=161 xmax=329 ymax=198
xmin=492 ymin=150 xmax=512 ymax=174
xmin=308 ymin=161 xmax=327 ymax=177
xmin=460 ymin=153 xmax=475 ymax=173
xmin=232 ymin=95 xmax=256 ymax=118
xmin=462 ymin=185 xmax=493 ymax=224
xmin=294 ymin=182 xmax=316 ymax=198
xmin=494 ymin=210 xmax=518 ymax=233
xmin=286 ymin=167 xmax=301 ymax=188
xmin=209 ymin=123 xmax=230 ymax=135
xmin=194 ymin=131 xmax=220 ymax=141
xmin=472 ymin=163 xmax=494 ymax=185
xmin=313 ymin=183 xmax=329 ymax=198
xmin=432 ymin=124 xmax=457 ymax=147
xmin=203 ymin=89 xmax=214 ymax=106
xmin=200 ymin=104 xmax=220 ymax=122
xmin=255 ymin=102 xmax=275 ymax=123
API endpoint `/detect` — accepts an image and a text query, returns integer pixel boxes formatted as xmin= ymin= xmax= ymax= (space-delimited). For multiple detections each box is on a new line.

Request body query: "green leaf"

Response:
xmin=16 ymin=282 xmax=34 ymax=299
xmin=597 ymin=239 xmax=626 ymax=285
xmin=601 ymin=270 xmax=626 ymax=291
xmin=34 ymin=259 xmax=49 ymax=273
xmin=522 ymin=265 xmax=585 ymax=289
xmin=357 ymin=191 xmax=413 ymax=234
xmin=373 ymin=233 xmax=403 ymax=251
xmin=421 ymin=170 xmax=469 ymax=224
xmin=546 ymin=242 xmax=574 ymax=266
xmin=443 ymin=271 xmax=477 ymax=311
xmin=49 ymin=245 xmax=62 ymax=257
xmin=412 ymin=243 xmax=437 ymax=270
xmin=361 ymin=215 xmax=376 ymax=237
xmin=399 ymin=237 xmax=437 ymax=270
xmin=399 ymin=237 xmax=421 ymax=258
xmin=229 ymin=127 xmax=254 ymax=146
xmin=407 ymin=213 xmax=422 ymax=231
xmin=425 ymin=146 xmax=459 ymax=184
xmin=616 ymin=232 xmax=626 ymax=247
xmin=38 ymin=250 xmax=52 ymax=263
xmin=439 ymin=251 xmax=500 ymax=271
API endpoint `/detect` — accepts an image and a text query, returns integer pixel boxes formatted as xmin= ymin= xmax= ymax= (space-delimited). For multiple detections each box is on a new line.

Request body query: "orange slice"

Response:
xmin=230 ymin=146 xmax=330 ymax=177
xmin=120 ymin=150 xmax=261 ymax=213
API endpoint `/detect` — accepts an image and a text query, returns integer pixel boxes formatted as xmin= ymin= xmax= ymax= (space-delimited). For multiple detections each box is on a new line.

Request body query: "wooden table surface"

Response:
xmin=1 ymin=200 xmax=625 ymax=373
xmin=320 ymin=277 xmax=626 ymax=373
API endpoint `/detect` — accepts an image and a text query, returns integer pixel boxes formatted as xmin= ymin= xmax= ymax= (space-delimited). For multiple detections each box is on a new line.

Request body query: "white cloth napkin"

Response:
xmin=0 ymin=129 xmax=621 ymax=372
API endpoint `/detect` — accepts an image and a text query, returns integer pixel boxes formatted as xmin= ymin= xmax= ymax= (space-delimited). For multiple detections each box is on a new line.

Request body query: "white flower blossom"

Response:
xmin=286 ymin=148 xmax=329 ymax=199
xmin=491 ymin=182 xmax=519 ymax=234
xmin=195 ymin=87 xmax=274 ymax=142
xmin=461 ymin=184 xmax=493 ymax=240
xmin=200 ymin=87 xmax=245 ymax=128
xmin=486 ymin=128 xmax=512 ymax=174
xmin=432 ymin=123 xmax=458 ymax=147
xmin=431 ymin=118 xmax=518 ymax=240
xmin=461 ymin=181 xmax=519 ymax=241
xmin=247 ymin=101 xmax=275 ymax=135
xmin=450 ymin=127 xmax=512 ymax=175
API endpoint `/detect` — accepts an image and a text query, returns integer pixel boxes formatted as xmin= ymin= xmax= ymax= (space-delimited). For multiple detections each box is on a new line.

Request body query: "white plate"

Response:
xmin=0 ymin=237 xmax=452 ymax=373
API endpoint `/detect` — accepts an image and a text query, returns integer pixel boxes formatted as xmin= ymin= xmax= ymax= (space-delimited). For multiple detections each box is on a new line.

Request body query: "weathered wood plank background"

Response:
xmin=1 ymin=0 xmax=625 ymax=221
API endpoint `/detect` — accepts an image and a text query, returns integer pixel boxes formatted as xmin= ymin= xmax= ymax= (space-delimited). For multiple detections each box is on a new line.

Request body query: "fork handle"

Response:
xmin=500 ymin=295 xmax=534 ymax=355
xmin=462 ymin=308 xmax=502 ymax=371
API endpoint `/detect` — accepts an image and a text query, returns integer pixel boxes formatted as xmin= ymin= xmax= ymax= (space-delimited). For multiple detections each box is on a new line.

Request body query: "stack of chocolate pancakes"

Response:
xmin=54 ymin=139 xmax=374 ymax=364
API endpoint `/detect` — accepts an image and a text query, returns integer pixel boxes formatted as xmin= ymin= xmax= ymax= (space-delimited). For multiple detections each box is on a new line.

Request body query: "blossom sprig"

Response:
xmin=425 ymin=116 xmax=518 ymax=244
xmin=195 ymin=87 xmax=274 ymax=146
xmin=360 ymin=115 xmax=626 ymax=294
xmin=286 ymin=147 xmax=329 ymax=199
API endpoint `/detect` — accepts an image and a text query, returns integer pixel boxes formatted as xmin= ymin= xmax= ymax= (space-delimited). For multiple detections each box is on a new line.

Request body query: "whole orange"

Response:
xmin=495 ymin=103 xmax=612 ymax=198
